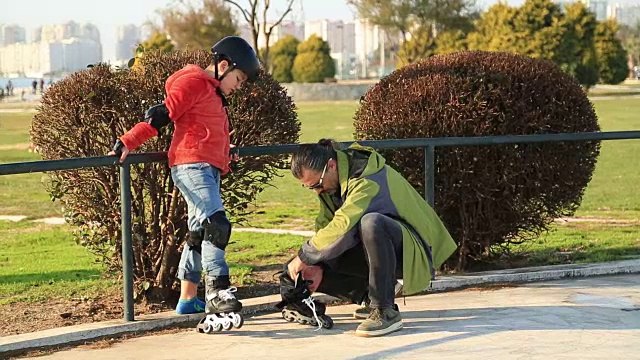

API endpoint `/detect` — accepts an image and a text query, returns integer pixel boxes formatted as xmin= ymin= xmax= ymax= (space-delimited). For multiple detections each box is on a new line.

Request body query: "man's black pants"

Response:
xmin=290 ymin=212 xmax=404 ymax=309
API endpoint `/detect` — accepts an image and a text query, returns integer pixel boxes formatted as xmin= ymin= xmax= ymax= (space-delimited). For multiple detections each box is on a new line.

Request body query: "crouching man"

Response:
xmin=277 ymin=139 xmax=457 ymax=337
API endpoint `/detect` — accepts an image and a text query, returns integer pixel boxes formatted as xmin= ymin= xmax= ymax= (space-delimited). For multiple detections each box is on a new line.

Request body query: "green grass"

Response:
xmin=0 ymin=221 xmax=304 ymax=303
xmin=0 ymin=112 xmax=33 ymax=146
xmin=0 ymin=221 xmax=116 ymax=305
xmin=507 ymin=222 xmax=640 ymax=267
xmin=576 ymin=100 xmax=640 ymax=213
xmin=296 ymin=101 xmax=359 ymax=142
xmin=0 ymin=99 xmax=638 ymax=303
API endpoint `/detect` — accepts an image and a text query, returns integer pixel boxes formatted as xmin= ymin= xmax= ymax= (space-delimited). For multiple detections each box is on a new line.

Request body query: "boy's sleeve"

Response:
xmin=119 ymin=123 xmax=158 ymax=151
xmin=164 ymin=75 xmax=205 ymax=122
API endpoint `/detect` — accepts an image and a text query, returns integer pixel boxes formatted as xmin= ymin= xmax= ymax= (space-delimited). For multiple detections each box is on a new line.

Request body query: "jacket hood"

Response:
xmin=166 ymin=64 xmax=219 ymax=92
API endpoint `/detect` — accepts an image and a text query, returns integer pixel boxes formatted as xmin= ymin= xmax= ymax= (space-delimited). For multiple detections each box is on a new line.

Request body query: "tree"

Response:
xmin=140 ymin=32 xmax=175 ymax=53
xmin=156 ymin=0 xmax=237 ymax=50
xmin=617 ymin=22 xmax=640 ymax=78
xmin=595 ymin=19 xmax=629 ymax=84
xmin=347 ymin=0 xmax=478 ymax=64
xmin=270 ymin=35 xmax=300 ymax=82
xmin=292 ymin=35 xmax=335 ymax=83
xmin=128 ymin=32 xmax=175 ymax=68
xmin=466 ymin=0 xmax=599 ymax=88
xmin=223 ymin=0 xmax=295 ymax=70
xmin=434 ymin=29 xmax=469 ymax=55
xmin=560 ymin=2 xmax=598 ymax=88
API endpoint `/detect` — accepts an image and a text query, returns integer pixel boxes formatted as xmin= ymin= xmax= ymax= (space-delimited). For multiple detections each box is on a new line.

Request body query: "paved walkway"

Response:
xmin=32 ymin=274 xmax=640 ymax=360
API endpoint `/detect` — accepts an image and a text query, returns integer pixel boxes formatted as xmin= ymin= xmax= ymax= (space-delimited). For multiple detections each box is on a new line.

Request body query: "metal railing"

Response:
xmin=1 ymin=130 xmax=639 ymax=321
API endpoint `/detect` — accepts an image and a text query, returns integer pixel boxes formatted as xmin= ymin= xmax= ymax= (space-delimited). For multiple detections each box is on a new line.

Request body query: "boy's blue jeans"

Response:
xmin=171 ymin=162 xmax=229 ymax=284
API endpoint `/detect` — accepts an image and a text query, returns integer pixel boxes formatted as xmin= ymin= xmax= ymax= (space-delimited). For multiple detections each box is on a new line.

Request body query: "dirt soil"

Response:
xmin=0 ymin=268 xmax=281 ymax=337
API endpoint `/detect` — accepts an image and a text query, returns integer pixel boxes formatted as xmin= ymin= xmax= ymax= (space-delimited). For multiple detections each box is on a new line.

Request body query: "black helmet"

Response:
xmin=211 ymin=36 xmax=260 ymax=81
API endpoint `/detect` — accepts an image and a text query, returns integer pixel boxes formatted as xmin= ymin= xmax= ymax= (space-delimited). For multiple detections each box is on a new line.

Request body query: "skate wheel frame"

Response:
xmin=196 ymin=312 xmax=244 ymax=333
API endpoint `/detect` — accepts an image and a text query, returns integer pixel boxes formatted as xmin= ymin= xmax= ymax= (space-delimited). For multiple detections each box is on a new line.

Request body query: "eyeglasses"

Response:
xmin=304 ymin=162 xmax=329 ymax=190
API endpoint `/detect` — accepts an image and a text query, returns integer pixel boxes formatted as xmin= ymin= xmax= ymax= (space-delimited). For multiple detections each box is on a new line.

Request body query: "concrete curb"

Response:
xmin=428 ymin=259 xmax=640 ymax=292
xmin=2 ymin=259 xmax=640 ymax=356
xmin=0 ymin=294 xmax=282 ymax=356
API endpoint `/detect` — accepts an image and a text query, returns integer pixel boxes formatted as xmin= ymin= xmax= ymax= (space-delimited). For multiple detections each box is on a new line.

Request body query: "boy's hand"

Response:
xmin=108 ymin=140 xmax=130 ymax=164
xmin=230 ymin=144 xmax=240 ymax=162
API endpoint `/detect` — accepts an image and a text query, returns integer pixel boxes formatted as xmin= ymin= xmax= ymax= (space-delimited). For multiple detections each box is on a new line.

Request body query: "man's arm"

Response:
xmin=314 ymin=194 xmax=334 ymax=232
xmin=299 ymin=178 xmax=380 ymax=265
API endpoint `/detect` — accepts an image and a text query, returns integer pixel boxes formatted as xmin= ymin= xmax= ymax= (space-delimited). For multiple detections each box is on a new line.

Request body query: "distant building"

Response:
xmin=0 ymin=24 xmax=26 ymax=47
xmin=116 ymin=24 xmax=141 ymax=62
xmin=0 ymin=21 xmax=102 ymax=76
xmin=238 ymin=21 xmax=304 ymax=50
xmin=37 ymin=21 xmax=101 ymax=43
xmin=304 ymin=19 xmax=357 ymax=79
xmin=610 ymin=4 xmax=640 ymax=26
xmin=581 ymin=0 xmax=609 ymax=21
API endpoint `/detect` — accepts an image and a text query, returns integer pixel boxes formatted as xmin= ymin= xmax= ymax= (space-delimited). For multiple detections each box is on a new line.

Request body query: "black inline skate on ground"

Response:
xmin=196 ymin=275 xmax=244 ymax=334
xmin=275 ymin=272 xmax=333 ymax=330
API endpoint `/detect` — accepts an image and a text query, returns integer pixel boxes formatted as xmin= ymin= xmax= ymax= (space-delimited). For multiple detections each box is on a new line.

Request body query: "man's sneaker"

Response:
xmin=353 ymin=282 xmax=404 ymax=320
xmin=353 ymin=302 xmax=371 ymax=320
xmin=355 ymin=306 xmax=403 ymax=337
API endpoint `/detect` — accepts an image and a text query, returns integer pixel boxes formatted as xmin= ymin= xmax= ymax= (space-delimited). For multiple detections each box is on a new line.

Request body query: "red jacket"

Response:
xmin=120 ymin=65 xmax=231 ymax=174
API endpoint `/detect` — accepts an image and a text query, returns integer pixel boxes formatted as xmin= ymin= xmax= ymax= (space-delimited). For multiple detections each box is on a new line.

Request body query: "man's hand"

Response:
xmin=287 ymin=256 xmax=308 ymax=281
xmin=302 ymin=265 xmax=323 ymax=292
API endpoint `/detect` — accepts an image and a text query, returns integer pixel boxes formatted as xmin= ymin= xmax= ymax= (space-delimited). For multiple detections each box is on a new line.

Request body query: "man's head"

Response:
xmin=209 ymin=36 xmax=260 ymax=95
xmin=291 ymin=139 xmax=340 ymax=195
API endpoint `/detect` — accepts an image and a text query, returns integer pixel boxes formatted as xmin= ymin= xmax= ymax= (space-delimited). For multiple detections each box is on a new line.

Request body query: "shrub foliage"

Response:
xmin=354 ymin=51 xmax=600 ymax=270
xmin=31 ymin=49 xmax=300 ymax=299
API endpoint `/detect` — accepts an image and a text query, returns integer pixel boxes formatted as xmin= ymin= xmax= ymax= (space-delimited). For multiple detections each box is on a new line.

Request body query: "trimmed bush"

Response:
xmin=354 ymin=51 xmax=600 ymax=270
xmin=292 ymin=35 xmax=336 ymax=83
xmin=31 ymin=49 xmax=300 ymax=299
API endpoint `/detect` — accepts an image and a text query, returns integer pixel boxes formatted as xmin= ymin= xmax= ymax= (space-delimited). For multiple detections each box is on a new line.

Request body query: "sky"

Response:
xmin=2 ymin=0 xmax=640 ymax=61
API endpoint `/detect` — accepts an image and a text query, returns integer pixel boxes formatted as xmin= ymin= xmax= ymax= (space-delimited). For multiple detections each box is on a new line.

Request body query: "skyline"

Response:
xmin=2 ymin=0 xmax=640 ymax=61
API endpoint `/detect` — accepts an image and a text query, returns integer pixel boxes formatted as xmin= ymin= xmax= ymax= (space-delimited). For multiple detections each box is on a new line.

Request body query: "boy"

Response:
xmin=109 ymin=36 xmax=260 ymax=319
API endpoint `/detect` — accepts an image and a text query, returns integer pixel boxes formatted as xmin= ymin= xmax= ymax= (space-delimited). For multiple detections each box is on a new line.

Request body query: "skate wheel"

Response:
xmin=282 ymin=310 xmax=295 ymax=322
xmin=223 ymin=318 xmax=233 ymax=330
xmin=320 ymin=315 xmax=334 ymax=329
xmin=213 ymin=323 xmax=223 ymax=332
xmin=204 ymin=323 xmax=214 ymax=334
xmin=232 ymin=313 xmax=244 ymax=328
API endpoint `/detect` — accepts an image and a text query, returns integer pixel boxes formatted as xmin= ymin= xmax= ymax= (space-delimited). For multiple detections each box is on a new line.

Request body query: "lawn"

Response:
xmin=0 ymin=220 xmax=305 ymax=304
xmin=0 ymin=98 xmax=638 ymax=305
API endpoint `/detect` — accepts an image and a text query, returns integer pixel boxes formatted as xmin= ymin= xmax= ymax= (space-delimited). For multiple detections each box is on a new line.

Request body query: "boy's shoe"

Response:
xmin=355 ymin=306 xmax=403 ymax=337
xmin=175 ymin=297 xmax=206 ymax=315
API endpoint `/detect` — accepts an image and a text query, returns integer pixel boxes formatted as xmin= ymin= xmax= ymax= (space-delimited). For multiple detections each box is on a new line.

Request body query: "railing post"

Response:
xmin=424 ymin=145 xmax=435 ymax=207
xmin=120 ymin=164 xmax=134 ymax=321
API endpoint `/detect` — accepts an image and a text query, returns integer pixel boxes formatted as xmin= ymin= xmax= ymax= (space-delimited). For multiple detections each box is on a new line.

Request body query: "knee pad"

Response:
xmin=187 ymin=230 xmax=203 ymax=254
xmin=203 ymin=211 xmax=232 ymax=250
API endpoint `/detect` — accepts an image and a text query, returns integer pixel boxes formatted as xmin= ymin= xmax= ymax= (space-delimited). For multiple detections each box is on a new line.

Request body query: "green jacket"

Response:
xmin=299 ymin=143 xmax=457 ymax=295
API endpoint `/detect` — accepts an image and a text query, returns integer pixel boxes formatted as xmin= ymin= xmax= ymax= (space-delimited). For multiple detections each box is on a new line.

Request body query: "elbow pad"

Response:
xmin=145 ymin=103 xmax=172 ymax=132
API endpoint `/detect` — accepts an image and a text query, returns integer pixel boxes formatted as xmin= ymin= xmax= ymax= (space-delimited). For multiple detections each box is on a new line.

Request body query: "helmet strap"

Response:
xmin=213 ymin=54 xmax=220 ymax=79
xmin=218 ymin=62 xmax=236 ymax=82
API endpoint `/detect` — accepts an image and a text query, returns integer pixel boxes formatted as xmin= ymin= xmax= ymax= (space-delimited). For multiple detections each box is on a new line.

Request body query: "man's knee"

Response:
xmin=203 ymin=211 xmax=232 ymax=250
xmin=360 ymin=213 xmax=387 ymax=240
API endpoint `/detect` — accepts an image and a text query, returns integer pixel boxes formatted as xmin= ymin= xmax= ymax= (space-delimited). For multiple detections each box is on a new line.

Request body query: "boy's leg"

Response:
xmin=355 ymin=212 xmax=404 ymax=337
xmin=171 ymin=163 xmax=237 ymax=314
